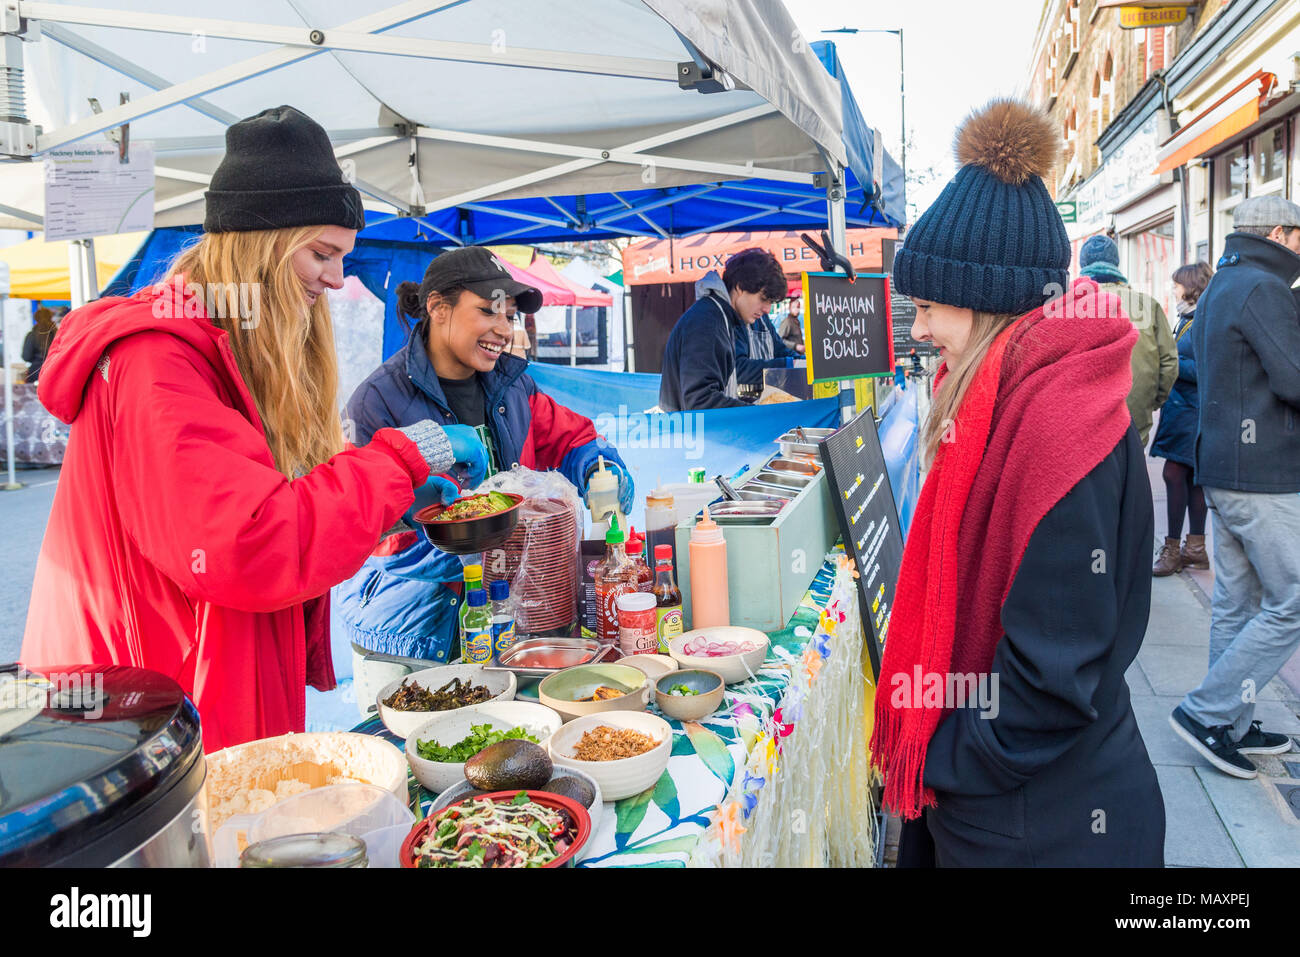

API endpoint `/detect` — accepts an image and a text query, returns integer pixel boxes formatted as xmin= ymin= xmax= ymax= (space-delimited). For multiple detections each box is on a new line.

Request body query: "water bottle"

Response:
xmin=488 ymin=579 xmax=517 ymax=663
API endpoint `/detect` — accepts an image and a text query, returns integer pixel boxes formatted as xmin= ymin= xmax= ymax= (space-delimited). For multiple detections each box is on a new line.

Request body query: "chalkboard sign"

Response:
xmin=800 ymin=272 xmax=894 ymax=384
xmin=817 ymin=406 xmax=905 ymax=679
xmin=890 ymin=292 xmax=938 ymax=357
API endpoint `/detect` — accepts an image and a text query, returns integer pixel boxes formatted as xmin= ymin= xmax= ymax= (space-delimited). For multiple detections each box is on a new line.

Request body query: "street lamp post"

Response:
xmin=822 ymin=27 xmax=907 ymax=209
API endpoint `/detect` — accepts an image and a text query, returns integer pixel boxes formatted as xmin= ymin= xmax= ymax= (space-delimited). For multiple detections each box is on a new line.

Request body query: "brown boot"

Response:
xmin=1181 ymin=534 xmax=1209 ymax=569
xmin=1153 ymin=538 xmax=1183 ymax=577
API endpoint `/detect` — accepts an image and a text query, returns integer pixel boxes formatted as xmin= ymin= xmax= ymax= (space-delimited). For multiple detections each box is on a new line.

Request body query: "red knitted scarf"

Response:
xmin=870 ymin=279 xmax=1137 ymax=819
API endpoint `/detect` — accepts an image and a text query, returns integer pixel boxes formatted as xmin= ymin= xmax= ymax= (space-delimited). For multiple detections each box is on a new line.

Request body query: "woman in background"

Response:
xmin=1150 ymin=261 xmax=1213 ymax=576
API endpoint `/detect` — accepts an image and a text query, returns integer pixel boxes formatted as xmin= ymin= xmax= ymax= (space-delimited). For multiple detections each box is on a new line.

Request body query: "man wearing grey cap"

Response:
xmin=1169 ymin=195 xmax=1300 ymax=779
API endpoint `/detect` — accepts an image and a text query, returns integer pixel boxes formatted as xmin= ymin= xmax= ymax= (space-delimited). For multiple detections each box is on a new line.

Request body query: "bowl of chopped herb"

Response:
xmin=405 ymin=701 xmax=563 ymax=794
xmin=653 ymin=669 xmax=724 ymax=721
xmin=413 ymin=491 xmax=523 ymax=554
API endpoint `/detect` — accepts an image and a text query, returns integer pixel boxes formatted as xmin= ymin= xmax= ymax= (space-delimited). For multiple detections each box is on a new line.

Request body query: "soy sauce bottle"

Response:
xmin=651 ymin=544 xmax=684 ymax=654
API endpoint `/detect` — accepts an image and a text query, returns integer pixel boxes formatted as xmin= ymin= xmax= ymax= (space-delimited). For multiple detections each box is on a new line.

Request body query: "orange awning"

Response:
xmin=1154 ymin=71 xmax=1275 ymax=174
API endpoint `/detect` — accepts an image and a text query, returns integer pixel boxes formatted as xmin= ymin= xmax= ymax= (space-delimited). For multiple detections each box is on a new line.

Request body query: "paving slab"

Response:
xmin=1195 ymin=768 xmax=1300 ymax=867
xmin=1155 ymin=765 xmax=1243 ymax=867
xmin=1125 ymin=659 xmax=1154 ymax=697
xmin=1143 ymin=577 xmax=1212 ymax=649
xmin=1137 ymin=643 xmax=1295 ymax=704
xmin=1131 ymin=694 xmax=1201 ymax=767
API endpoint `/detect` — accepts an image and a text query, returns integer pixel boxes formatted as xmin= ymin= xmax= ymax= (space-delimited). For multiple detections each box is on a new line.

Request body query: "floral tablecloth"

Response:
xmin=351 ymin=554 xmax=843 ymax=867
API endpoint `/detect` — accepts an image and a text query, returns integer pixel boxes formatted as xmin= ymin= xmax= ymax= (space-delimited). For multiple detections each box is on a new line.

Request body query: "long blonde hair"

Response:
xmin=165 ymin=227 xmax=344 ymax=478
xmin=921 ymin=311 xmax=1021 ymax=468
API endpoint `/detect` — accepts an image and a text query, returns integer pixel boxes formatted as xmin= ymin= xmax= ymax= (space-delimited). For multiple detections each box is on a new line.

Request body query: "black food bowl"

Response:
xmin=414 ymin=492 xmax=524 ymax=554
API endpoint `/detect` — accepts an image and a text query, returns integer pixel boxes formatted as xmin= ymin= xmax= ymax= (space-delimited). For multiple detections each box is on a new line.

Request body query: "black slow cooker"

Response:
xmin=0 ymin=663 xmax=208 ymax=867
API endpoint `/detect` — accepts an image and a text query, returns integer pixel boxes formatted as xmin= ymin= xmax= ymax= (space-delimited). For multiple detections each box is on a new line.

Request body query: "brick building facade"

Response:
xmin=1022 ymin=0 xmax=1299 ymax=320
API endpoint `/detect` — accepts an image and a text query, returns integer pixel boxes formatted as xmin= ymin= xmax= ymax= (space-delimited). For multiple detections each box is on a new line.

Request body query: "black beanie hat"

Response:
xmin=203 ymin=105 xmax=366 ymax=233
xmin=893 ymin=99 xmax=1070 ymax=316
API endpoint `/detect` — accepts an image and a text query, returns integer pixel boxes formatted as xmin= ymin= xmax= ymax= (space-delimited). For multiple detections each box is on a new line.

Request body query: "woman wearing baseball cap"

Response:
xmin=337 ymin=246 xmax=633 ymax=675
xmin=873 ymin=100 xmax=1164 ymax=865
xmin=21 ymin=106 xmax=488 ymax=752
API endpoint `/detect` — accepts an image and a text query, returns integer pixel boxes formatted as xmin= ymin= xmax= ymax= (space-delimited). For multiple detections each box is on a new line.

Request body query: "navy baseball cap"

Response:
xmin=421 ymin=247 xmax=543 ymax=314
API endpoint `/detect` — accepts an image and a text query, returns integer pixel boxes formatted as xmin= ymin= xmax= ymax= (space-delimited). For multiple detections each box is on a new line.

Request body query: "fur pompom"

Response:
xmin=954 ymin=99 xmax=1059 ymax=185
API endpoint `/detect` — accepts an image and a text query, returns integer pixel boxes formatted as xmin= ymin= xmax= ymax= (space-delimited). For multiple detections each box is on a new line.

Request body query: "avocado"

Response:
xmin=464 ymin=739 xmax=553 ymax=791
xmin=542 ymin=774 xmax=596 ymax=808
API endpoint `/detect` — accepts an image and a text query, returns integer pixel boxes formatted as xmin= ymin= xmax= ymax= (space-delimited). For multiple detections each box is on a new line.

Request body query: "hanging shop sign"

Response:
xmin=800 ymin=272 xmax=895 ymax=384
xmin=1056 ymin=200 xmax=1078 ymax=223
xmin=1118 ymin=6 xmax=1188 ymax=29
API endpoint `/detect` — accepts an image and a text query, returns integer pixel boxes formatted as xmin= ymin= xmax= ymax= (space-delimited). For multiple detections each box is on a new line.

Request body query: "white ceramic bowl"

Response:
xmin=619 ymin=653 xmax=679 ymax=681
xmin=377 ymin=664 xmax=517 ymax=739
xmin=668 ymin=627 xmax=770 ymax=684
xmin=547 ymin=711 xmax=672 ymax=801
xmin=404 ymin=701 xmax=562 ymax=794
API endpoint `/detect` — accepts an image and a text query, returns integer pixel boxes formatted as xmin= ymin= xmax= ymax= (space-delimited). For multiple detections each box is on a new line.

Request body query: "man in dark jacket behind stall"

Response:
xmin=1170 ymin=195 xmax=1300 ymax=779
xmin=659 ymin=247 xmax=788 ymax=411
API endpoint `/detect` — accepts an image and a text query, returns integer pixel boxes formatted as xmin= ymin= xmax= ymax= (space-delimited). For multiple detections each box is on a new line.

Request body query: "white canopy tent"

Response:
xmin=1 ymin=0 xmax=861 ymax=237
xmin=0 ymin=0 xmax=884 ymax=420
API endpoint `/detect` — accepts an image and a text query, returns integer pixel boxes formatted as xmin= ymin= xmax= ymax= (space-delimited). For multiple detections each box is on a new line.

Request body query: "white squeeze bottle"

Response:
xmin=587 ymin=455 xmax=623 ymax=539
xmin=688 ymin=505 xmax=730 ymax=629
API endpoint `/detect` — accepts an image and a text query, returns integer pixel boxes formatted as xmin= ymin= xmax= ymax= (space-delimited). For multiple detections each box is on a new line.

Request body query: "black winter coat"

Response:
xmin=659 ymin=289 xmax=749 ymax=412
xmin=1191 ymin=232 xmax=1300 ymax=492
xmin=1149 ymin=311 xmax=1198 ymax=467
xmin=921 ymin=426 xmax=1165 ymax=866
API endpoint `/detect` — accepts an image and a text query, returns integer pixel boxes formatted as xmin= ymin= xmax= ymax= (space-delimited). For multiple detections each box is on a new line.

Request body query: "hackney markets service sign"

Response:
xmin=800 ymin=271 xmax=895 ymax=385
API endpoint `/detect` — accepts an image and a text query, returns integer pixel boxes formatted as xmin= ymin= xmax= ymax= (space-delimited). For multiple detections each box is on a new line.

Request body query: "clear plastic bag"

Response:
xmin=474 ymin=467 xmax=583 ymax=635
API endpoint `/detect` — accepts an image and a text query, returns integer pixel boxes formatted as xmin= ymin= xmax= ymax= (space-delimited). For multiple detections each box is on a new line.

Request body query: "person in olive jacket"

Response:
xmin=1078 ymin=234 xmax=1178 ymax=446
xmin=1149 ymin=262 xmax=1213 ymax=576
xmin=874 ymin=99 xmax=1163 ymax=867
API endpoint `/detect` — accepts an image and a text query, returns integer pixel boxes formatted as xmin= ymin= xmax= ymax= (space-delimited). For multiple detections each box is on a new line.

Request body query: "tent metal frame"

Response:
xmin=10 ymin=0 xmax=858 ymax=422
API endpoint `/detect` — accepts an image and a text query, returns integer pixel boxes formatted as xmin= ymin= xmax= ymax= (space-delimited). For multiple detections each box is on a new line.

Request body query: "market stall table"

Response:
xmin=350 ymin=549 xmax=876 ymax=867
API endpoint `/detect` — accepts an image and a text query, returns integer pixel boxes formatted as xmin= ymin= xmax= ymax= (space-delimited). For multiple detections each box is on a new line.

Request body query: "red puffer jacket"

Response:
xmin=20 ymin=284 xmax=431 ymax=752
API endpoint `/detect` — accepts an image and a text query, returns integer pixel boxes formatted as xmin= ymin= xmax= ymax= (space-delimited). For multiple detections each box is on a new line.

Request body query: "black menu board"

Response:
xmin=817 ymin=406 xmax=905 ymax=679
xmin=889 ymin=291 xmax=938 ymax=357
xmin=800 ymin=271 xmax=894 ymax=384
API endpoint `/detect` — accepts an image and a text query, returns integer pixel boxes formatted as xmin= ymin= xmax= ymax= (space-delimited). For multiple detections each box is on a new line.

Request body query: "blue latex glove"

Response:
xmin=442 ymin=423 xmax=489 ymax=489
xmin=585 ymin=459 xmax=635 ymax=516
xmin=402 ymin=474 xmax=461 ymax=528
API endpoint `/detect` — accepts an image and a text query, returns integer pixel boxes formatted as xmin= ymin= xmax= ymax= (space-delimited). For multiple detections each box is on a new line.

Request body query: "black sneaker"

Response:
xmin=1233 ymin=721 xmax=1294 ymax=755
xmin=1169 ymin=706 xmax=1258 ymax=779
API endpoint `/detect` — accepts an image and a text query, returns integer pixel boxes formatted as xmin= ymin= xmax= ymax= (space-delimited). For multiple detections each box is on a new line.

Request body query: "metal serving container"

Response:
xmin=677 ymin=466 xmax=839 ymax=631
xmin=776 ymin=427 xmax=837 ymax=457
xmin=485 ymin=637 xmax=612 ymax=678
xmin=736 ymin=487 xmax=792 ymax=503
xmin=766 ymin=456 xmax=821 ymax=476
xmin=707 ymin=501 xmax=785 ymax=524
xmin=751 ymin=469 xmax=812 ymax=489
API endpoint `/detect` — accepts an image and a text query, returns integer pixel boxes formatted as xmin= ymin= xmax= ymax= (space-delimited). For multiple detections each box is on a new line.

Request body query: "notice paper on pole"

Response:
xmin=800 ymin=271 xmax=895 ymax=384
xmin=44 ymin=144 xmax=155 ymax=241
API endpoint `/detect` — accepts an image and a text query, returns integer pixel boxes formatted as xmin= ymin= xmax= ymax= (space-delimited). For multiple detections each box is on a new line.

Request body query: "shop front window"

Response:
xmin=1225 ymin=145 xmax=1248 ymax=200
xmin=1253 ymin=124 xmax=1285 ymax=191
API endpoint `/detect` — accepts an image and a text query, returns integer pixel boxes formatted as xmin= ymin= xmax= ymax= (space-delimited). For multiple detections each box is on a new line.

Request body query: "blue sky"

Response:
xmin=786 ymin=0 xmax=1045 ymax=220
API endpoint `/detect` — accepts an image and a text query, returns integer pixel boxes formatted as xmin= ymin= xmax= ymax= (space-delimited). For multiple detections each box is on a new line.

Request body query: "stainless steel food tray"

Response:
xmin=482 ymin=637 xmax=612 ymax=678
xmin=751 ymin=469 xmax=812 ymax=489
xmin=776 ymin=427 xmax=836 ymax=457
